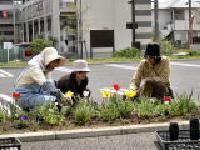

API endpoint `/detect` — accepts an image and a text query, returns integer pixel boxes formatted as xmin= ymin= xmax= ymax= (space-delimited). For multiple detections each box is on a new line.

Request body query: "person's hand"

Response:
xmin=145 ymin=77 xmax=154 ymax=83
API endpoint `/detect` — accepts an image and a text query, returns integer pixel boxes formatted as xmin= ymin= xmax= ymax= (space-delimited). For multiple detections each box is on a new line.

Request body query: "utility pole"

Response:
xmin=79 ymin=0 xmax=83 ymax=59
xmin=131 ymin=0 xmax=136 ymax=47
xmin=13 ymin=0 xmax=16 ymax=44
xmin=154 ymin=0 xmax=159 ymax=42
xmin=188 ymin=0 xmax=192 ymax=49
xmin=127 ymin=0 xmax=136 ymax=47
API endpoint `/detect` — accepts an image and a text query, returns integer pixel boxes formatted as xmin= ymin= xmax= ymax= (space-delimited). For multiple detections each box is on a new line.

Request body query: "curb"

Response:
xmin=0 ymin=120 xmax=189 ymax=142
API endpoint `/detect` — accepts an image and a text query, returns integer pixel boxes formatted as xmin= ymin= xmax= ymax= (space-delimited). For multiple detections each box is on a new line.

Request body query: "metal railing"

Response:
xmin=0 ymin=48 xmax=24 ymax=62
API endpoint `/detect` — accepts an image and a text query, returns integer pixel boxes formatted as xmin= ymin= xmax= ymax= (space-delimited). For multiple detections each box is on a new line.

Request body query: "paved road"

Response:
xmin=1 ymin=60 xmax=200 ymax=102
xmin=21 ymin=132 xmax=159 ymax=150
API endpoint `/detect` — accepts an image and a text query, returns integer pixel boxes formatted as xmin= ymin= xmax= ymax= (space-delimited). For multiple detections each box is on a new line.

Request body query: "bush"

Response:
xmin=159 ymin=40 xmax=174 ymax=55
xmin=114 ymin=47 xmax=140 ymax=58
xmin=189 ymin=50 xmax=200 ymax=56
xmin=29 ymin=39 xmax=53 ymax=55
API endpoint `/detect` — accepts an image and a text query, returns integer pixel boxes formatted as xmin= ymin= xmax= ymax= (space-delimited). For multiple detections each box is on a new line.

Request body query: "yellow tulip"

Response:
xmin=101 ymin=90 xmax=112 ymax=98
xmin=124 ymin=90 xmax=136 ymax=98
xmin=65 ymin=91 xmax=74 ymax=97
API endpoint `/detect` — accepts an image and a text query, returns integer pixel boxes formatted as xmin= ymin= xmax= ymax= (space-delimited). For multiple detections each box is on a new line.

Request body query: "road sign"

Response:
xmin=126 ymin=22 xmax=138 ymax=29
xmin=3 ymin=42 xmax=13 ymax=50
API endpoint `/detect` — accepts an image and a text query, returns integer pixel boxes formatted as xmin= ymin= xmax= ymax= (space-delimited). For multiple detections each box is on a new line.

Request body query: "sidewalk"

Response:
xmin=0 ymin=120 xmax=189 ymax=142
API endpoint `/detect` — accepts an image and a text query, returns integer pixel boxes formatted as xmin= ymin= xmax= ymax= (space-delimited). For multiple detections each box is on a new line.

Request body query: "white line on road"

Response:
xmin=0 ymin=69 xmax=14 ymax=77
xmin=0 ymin=74 xmax=6 ymax=77
xmin=170 ymin=62 xmax=200 ymax=68
xmin=105 ymin=64 xmax=137 ymax=70
xmin=105 ymin=62 xmax=200 ymax=70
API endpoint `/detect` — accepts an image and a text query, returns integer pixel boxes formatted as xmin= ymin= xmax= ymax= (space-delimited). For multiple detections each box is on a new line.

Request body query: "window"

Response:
xmin=174 ymin=10 xmax=185 ymax=20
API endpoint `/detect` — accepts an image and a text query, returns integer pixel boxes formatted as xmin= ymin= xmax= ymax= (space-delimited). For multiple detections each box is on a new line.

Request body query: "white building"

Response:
xmin=152 ymin=0 xmax=200 ymax=48
xmin=82 ymin=0 xmax=152 ymax=56
xmin=16 ymin=0 xmax=152 ymax=58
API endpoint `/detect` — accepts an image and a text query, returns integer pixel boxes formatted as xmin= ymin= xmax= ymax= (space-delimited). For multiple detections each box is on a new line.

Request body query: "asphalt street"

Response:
xmin=21 ymin=132 xmax=159 ymax=150
xmin=1 ymin=60 xmax=200 ymax=102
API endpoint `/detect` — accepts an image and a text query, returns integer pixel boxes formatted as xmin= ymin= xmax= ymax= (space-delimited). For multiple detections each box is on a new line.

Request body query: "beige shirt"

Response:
xmin=16 ymin=66 xmax=50 ymax=86
xmin=130 ymin=56 xmax=170 ymax=90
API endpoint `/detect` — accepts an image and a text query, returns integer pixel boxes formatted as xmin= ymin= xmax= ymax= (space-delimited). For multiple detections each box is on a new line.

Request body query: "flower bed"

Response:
xmin=0 ymin=87 xmax=199 ymax=134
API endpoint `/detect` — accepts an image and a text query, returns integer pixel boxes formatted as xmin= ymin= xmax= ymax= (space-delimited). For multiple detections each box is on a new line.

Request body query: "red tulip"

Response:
xmin=12 ymin=91 xmax=21 ymax=97
xmin=113 ymin=84 xmax=120 ymax=91
xmin=163 ymin=96 xmax=171 ymax=103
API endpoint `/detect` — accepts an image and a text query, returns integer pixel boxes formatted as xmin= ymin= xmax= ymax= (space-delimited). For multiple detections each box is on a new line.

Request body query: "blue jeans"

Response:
xmin=15 ymin=82 xmax=56 ymax=109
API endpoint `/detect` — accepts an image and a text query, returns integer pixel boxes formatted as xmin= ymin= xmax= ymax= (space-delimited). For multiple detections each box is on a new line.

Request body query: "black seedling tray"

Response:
xmin=155 ymin=130 xmax=200 ymax=150
xmin=0 ymin=137 xmax=21 ymax=150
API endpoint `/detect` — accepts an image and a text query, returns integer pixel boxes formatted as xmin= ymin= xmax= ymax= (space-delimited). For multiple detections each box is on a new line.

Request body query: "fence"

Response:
xmin=0 ymin=48 xmax=25 ymax=62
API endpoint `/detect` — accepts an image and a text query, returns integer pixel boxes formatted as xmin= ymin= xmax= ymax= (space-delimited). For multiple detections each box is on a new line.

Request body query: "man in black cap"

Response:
xmin=130 ymin=43 xmax=171 ymax=100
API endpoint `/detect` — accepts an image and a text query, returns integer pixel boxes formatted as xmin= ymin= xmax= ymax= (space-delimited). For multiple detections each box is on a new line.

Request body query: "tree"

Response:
xmin=29 ymin=39 xmax=53 ymax=55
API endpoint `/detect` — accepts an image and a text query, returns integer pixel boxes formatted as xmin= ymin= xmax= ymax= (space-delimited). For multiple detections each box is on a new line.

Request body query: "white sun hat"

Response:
xmin=43 ymin=47 xmax=65 ymax=66
xmin=72 ymin=59 xmax=91 ymax=72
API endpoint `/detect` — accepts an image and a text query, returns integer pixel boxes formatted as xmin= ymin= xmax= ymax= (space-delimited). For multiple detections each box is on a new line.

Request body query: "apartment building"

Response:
xmin=152 ymin=0 xmax=200 ymax=48
xmin=82 ymin=0 xmax=152 ymax=53
xmin=15 ymin=0 xmax=152 ymax=57
xmin=0 ymin=0 xmax=21 ymax=45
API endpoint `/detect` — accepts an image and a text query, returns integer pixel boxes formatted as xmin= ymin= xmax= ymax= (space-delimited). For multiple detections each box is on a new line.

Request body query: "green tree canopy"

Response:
xmin=29 ymin=39 xmax=53 ymax=55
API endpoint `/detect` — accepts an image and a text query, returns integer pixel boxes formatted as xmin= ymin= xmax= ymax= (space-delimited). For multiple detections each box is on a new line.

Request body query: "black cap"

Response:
xmin=144 ymin=43 xmax=160 ymax=57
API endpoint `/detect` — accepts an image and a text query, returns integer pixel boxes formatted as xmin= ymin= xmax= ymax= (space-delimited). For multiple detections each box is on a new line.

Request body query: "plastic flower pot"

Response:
xmin=169 ymin=122 xmax=179 ymax=141
xmin=190 ymin=119 xmax=199 ymax=140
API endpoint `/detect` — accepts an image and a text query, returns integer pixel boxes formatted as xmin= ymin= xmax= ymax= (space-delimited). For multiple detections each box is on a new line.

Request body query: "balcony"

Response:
xmin=60 ymin=0 xmax=76 ymax=13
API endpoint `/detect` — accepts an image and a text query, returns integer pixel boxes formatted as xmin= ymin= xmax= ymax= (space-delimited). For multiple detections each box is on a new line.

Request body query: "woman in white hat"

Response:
xmin=56 ymin=59 xmax=90 ymax=102
xmin=15 ymin=47 xmax=65 ymax=110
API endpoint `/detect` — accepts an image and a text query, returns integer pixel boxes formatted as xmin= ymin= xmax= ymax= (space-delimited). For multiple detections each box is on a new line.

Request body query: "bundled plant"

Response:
xmin=36 ymin=103 xmax=65 ymax=126
xmin=74 ymin=100 xmax=95 ymax=125
xmin=115 ymin=99 xmax=136 ymax=119
xmin=100 ymin=102 xmax=119 ymax=122
xmin=169 ymin=92 xmax=197 ymax=116
xmin=0 ymin=109 xmax=7 ymax=123
xmin=136 ymin=97 xmax=155 ymax=119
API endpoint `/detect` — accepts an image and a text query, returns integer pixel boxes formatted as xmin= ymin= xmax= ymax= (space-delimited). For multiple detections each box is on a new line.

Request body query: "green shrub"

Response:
xmin=170 ymin=93 xmax=197 ymax=116
xmin=189 ymin=50 xmax=200 ymax=56
xmin=29 ymin=39 xmax=53 ymax=55
xmin=114 ymin=47 xmax=140 ymax=58
xmin=74 ymin=100 xmax=94 ymax=125
xmin=159 ymin=40 xmax=174 ymax=55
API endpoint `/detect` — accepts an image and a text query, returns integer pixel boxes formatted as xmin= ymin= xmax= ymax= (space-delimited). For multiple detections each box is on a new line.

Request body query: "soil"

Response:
xmin=0 ymin=114 xmax=195 ymax=135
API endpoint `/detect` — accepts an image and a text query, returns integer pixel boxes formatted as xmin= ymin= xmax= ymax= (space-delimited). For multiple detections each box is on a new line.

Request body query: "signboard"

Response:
xmin=90 ymin=30 xmax=114 ymax=47
xmin=126 ymin=22 xmax=138 ymax=29
xmin=3 ymin=42 xmax=13 ymax=50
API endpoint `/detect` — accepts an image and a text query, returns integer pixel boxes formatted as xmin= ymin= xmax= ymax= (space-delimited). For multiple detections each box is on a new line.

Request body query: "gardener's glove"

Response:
xmin=83 ymin=89 xmax=90 ymax=97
